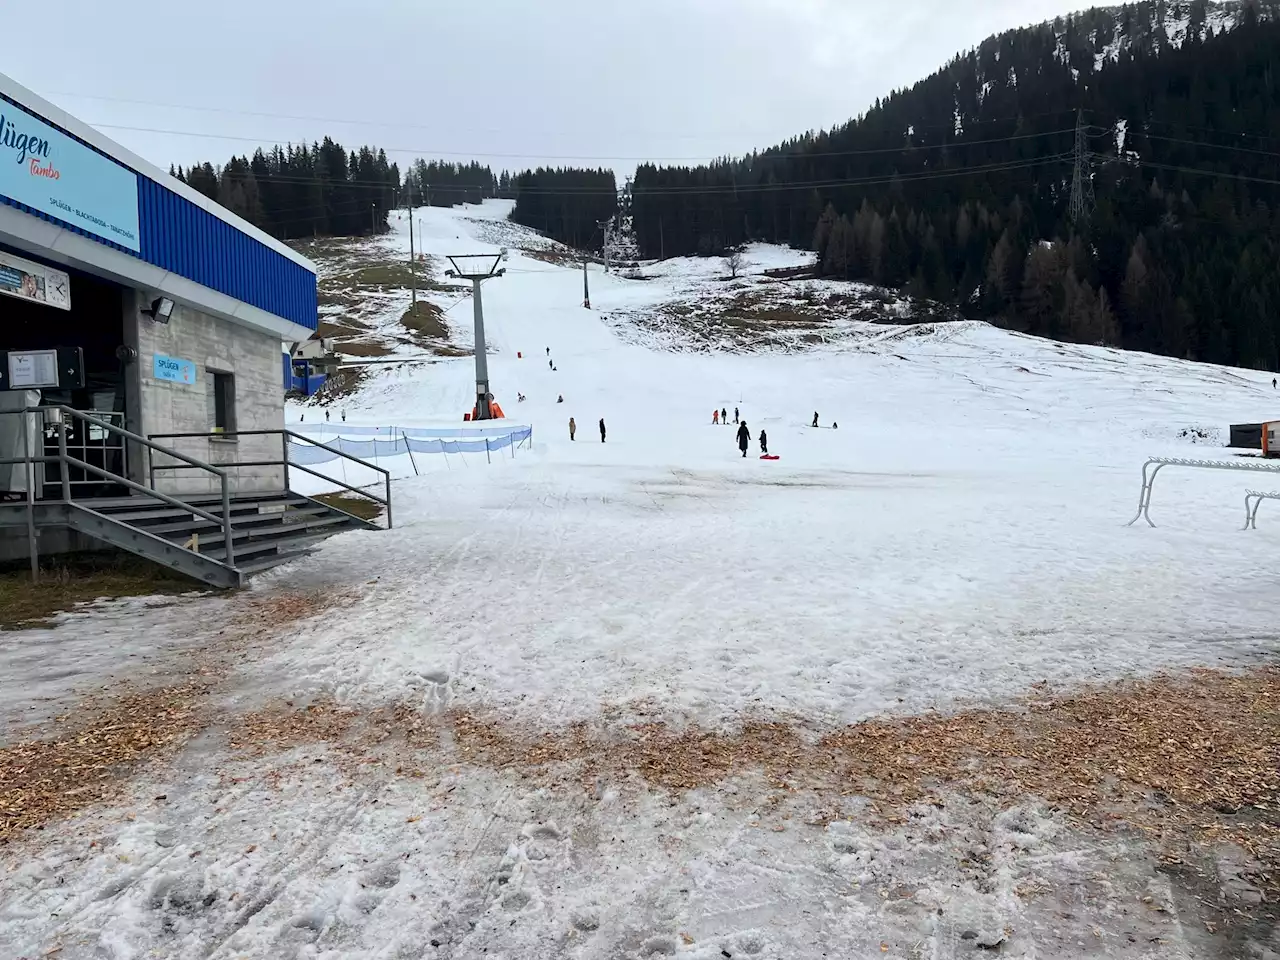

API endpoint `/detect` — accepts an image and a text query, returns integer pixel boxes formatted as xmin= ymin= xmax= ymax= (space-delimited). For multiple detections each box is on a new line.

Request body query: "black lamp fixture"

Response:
xmin=143 ymin=296 xmax=175 ymax=324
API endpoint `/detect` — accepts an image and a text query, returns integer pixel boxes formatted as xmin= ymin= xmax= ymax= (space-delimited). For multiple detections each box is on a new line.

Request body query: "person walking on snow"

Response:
xmin=734 ymin=407 xmax=740 ymax=424
xmin=737 ymin=421 xmax=751 ymax=458
xmin=341 ymin=410 xmax=346 ymax=422
xmin=569 ymin=417 xmax=576 ymax=441
xmin=546 ymin=347 xmax=550 ymax=356
xmin=721 ymin=407 xmax=728 ymax=425
xmin=599 ymin=418 xmax=607 ymax=443
xmin=325 ymin=410 xmax=330 ymax=422
xmin=713 ymin=409 xmax=719 ymax=425
xmin=549 ymin=359 xmax=554 ymax=370
xmin=759 ymin=429 xmax=768 ymax=455
xmin=812 ymin=412 xmax=819 ymax=428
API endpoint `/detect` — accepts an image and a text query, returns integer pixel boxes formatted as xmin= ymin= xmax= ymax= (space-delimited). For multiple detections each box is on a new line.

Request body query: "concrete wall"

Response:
xmin=125 ymin=290 xmax=285 ymax=496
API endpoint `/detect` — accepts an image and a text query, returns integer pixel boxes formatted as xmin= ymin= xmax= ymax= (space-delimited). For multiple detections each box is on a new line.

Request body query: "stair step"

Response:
xmin=197 ymin=524 xmax=355 ymax=562
xmin=142 ymin=505 xmax=330 ymax=536
xmin=97 ymin=497 xmax=306 ymax=523
xmin=233 ymin=549 xmax=315 ymax=576
xmin=175 ymin=514 xmax=353 ymax=550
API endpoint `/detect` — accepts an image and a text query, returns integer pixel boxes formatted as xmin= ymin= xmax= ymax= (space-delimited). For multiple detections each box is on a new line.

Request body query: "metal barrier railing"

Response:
xmin=0 ymin=406 xmax=236 ymax=578
xmin=147 ymin=428 xmax=393 ymax=529
xmin=1127 ymin=455 xmax=1280 ymax=527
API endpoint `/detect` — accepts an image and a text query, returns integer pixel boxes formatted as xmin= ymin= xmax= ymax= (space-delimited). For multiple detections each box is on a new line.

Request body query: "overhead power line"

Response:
xmin=88 ymin=120 xmax=1078 ymax=165
xmin=1130 ymin=131 xmax=1280 ymax=159
xmin=1104 ymin=155 xmax=1280 ymax=188
xmin=57 ymin=87 xmax=1079 ymax=145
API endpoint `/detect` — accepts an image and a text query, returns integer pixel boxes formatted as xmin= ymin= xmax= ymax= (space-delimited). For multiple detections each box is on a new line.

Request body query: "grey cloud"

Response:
xmin=12 ymin=0 xmax=1100 ymax=176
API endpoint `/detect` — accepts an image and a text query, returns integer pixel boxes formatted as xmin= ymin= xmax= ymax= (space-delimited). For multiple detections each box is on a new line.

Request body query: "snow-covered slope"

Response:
xmin=6 ymin=200 xmax=1280 ymax=960
xmin=277 ymin=199 xmax=1279 ymax=729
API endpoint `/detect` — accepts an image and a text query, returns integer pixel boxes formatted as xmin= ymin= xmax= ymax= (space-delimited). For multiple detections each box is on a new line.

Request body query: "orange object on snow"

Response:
xmin=469 ymin=400 xmax=506 ymax=420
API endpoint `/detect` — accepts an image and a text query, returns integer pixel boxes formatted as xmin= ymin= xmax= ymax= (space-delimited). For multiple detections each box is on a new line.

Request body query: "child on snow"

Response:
xmin=737 ymin=421 xmax=750 ymax=458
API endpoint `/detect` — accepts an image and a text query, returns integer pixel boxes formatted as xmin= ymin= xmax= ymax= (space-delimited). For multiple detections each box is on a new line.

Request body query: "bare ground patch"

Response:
xmin=400 ymin=301 xmax=449 ymax=342
xmin=611 ymin=280 xmax=962 ymax=352
xmin=0 ymin=556 xmax=201 ymax=631
xmin=306 ymin=366 xmax=369 ymax=405
xmin=520 ymin=246 xmax=586 ymax=267
xmin=306 ymin=239 xmax=470 ymax=359
xmin=0 ymin=590 xmax=350 ymax=842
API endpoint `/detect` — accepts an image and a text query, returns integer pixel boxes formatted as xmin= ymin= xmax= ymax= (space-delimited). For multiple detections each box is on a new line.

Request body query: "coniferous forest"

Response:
xmin=507 ymin=168 xmax=618 ymax=250
xmin=631 ymin=1 xmax=1280 ymax=370
xmin=172 ymin=2 xmax=1280 ymax=370
xmin=174 ymin=139 xmax=404 ymax=241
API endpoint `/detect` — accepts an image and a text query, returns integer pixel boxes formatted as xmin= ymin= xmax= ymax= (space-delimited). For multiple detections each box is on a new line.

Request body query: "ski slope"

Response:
xmin=275 ymin=199 xmax=1280 ymax=728
xmin=5 ymin=200 xmax=1280 ymax=960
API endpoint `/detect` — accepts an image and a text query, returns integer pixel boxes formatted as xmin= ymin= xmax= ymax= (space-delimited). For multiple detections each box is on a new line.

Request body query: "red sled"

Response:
xmin=760 ymin=454 xmax=780 ymax=460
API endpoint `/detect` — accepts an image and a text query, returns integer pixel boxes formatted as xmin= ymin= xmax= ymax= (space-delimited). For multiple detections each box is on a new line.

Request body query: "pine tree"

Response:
xmin=812 ymin=203 xmax=838 ymax=272
xmin=824 ymin=215 xmax=855 ymax=279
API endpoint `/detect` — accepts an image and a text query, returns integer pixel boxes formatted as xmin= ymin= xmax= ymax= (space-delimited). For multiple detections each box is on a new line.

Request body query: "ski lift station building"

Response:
xmin=0 ymin=71 xmax=334 ymax=577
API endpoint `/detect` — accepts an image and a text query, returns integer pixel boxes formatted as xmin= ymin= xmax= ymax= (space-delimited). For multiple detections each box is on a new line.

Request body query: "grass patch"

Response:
xmin=0 ymin=555 xmax=199 ymax=631
xmin=400 ymin=301 xmax=449 ymax=340
xmin=432 ymin=343 xmax=473 ymax=358
xmin=313 ymin=492 xmax=384 ymax=522
xmin=336 ymin=340 xmax=396 ymax=358
xmin=346 ymin=260 xmax=446 ymax=288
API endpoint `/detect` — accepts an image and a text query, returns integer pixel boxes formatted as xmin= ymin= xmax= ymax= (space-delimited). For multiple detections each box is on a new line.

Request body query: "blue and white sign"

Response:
xmin=153 ymin=353 xmax=196 ymax=385
xmin=0 ymin=100 xmax=140 ymax=251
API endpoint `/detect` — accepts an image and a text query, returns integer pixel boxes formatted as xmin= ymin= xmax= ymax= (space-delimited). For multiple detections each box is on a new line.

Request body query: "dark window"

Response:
xmin=212 ymin=372 xmax=236 ymax=435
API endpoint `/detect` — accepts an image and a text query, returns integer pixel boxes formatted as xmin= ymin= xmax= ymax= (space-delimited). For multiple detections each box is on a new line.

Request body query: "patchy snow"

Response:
xmin=237 ymin=201 xmax=1280 ymax=728
xmin=5 ymin=199 xmax=1280 ymax=958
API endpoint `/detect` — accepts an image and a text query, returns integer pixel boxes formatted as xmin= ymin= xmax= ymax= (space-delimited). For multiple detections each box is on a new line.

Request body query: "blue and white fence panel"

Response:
xmin=288 ymin=426 xmax=533 ymax=466
xmin=293 ymin=424 xmax=526 ymax=440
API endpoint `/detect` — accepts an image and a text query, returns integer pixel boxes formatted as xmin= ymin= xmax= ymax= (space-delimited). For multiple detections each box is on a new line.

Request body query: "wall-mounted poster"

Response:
xmin=0 ymin=249 xmax=70 ymax=310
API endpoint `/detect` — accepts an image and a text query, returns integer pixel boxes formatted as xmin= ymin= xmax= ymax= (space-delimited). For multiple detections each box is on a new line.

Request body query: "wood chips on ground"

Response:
xmin=0 ymin=683 xmax=208 ymax=842
xmin=229 ymin=668 xmax=1280 ymax=868
xmin=0 ymin=589 xmax=349 ymax=843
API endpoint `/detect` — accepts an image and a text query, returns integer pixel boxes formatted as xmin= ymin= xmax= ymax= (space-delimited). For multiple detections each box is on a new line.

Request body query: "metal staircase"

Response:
xmin=0 ymin=406 xmax=390 ymax=589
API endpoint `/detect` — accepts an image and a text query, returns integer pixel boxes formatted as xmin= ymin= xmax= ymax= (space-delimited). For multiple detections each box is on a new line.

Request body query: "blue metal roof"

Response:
xmin=0 ymin=93 xmax=316 ymax=331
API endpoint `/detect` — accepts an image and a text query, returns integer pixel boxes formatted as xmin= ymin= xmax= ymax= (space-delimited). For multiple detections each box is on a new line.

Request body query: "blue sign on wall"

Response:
xmin=153 ymin=353 xmax=196 ymax=385
xmin=0 ymin=100 xmax=140 ymax=251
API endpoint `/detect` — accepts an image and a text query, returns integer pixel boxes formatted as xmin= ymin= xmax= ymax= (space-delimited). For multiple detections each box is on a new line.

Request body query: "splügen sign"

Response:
xmin=0 ymin=98 xmax=140 ymax=252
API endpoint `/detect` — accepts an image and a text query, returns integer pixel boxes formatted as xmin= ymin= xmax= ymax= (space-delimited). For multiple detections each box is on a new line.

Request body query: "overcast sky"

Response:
xmin=8 ymin=0 xmax=1101 ymax=179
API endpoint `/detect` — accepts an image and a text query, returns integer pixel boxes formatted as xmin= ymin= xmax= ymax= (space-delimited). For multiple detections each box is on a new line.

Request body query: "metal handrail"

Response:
xmin=148 ymin=428 xmax=394 ymax=529
xmin=0 ymin=406 xmax=236 ymax=569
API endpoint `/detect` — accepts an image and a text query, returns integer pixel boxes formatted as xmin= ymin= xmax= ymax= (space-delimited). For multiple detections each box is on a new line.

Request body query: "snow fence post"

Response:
xmin=402 ymin=430 xmax=419 ymax=477
xmin=485 ymin=437 xmax=491 ymax=464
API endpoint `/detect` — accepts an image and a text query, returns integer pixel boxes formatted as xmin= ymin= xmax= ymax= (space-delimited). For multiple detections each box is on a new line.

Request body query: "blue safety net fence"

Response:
xmin=288 ymin=426 xmax=533 ymax=466
xmin=294 ymin=424 xmax=522 ymax=439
